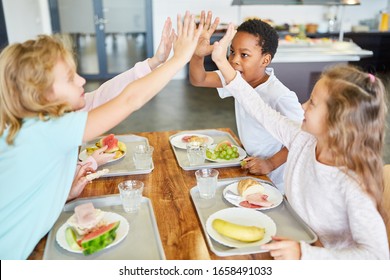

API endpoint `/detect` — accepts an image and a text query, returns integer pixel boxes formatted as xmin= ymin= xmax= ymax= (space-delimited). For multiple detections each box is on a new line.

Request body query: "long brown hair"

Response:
xmin=322 ymin=65 xmax=387 ymax=218
xmin=0 ymin=35 xmax=75 ymax=145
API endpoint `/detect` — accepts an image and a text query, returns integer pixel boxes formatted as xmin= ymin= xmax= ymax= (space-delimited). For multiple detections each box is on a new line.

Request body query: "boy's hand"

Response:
xmin=211 ymin=22 xmax=236 ymax=64
xmin=194 ymin=10 xmax=220 ymax=58
xmin=241 ymin=156 xmax=274 ymax=175
xmin=149 ymin=17 xmax=175 ymax=69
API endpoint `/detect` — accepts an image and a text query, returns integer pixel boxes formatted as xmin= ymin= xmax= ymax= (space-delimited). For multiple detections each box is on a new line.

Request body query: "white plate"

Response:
xmin=78 ymin=149 xmax=126 ymax=164
xmin=56 ymin=212 xmax=129 ymax=254
xmin=170 ymin=133 xmax=214 ymax=149
xmin=223 ymin=181 xmax=283 ymax=210
xmin=206 ymin=208 xmax=276 ymax=248
xmin=206 ymin=144 xmax=247 ymax=163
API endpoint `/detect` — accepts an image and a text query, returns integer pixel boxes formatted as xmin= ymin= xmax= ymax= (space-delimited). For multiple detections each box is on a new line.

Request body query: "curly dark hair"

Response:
xmin=237 ymin=19 xmax=279 ymax=59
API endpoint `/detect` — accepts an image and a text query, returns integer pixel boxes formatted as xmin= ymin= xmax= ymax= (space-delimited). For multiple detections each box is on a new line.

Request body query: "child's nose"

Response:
xmin=76 ymin=74 xmax=86 ymax=86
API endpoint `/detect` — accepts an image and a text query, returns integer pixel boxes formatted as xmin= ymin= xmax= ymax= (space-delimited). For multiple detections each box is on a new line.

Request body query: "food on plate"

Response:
xmin=78 ymin=221 xmax=120 ymax=256
xmin=65 ymin=203 xmax=120 ymax=255
xmin=237 ymin=179 xmax=273 ymax=208
xmin=206 ymin=140 xmax=240 ymax=161
xmin=67 ymin=202 xmax=106 ymax=235
xmin=212 ymin=218 xmax=265 ymax=242
xmin=181 ymin=135 xmax=209 ymax=144
xmin=86 ymin=134 xmax=126 ymax=159
xmin=86 ymin=168 xmax=109 ymax=181
xmin=65 ymin=227 xmax=82 ymax=251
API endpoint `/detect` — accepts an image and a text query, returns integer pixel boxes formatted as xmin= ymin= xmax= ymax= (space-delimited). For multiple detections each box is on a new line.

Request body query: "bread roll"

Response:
xmin=237 ymin=178 xmax=259 ymax=195
xmin=237 ymin=178 xmax=266 ymax=198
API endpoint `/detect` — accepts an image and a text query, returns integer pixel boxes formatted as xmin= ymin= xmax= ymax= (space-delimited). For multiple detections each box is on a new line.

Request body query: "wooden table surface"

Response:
xmin=28 ymin=128 xmax=275 ymax=260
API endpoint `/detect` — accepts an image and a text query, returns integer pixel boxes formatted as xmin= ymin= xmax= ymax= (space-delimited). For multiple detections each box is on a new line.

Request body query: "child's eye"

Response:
xmin=241 ymin=53 xmax=249 ymax=58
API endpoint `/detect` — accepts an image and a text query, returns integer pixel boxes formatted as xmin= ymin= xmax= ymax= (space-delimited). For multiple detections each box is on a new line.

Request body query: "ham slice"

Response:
xmin=74 ymin=202 xmax=98 ymax=228
xmin=241 ymin=193 xmax=274 ymax=208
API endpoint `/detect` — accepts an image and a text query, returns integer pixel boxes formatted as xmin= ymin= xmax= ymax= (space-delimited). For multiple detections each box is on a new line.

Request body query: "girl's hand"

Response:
xmin=149 ymin=17 xmax=175 ymax=69
xmin=91 ymin=145 xmax=115 ymax=166
xmin=172 ymin=11 xmax=203 ymax=64
xmin=260 ymin=236 xmax=301 ymax=260
xmin=194 ymin=10 xmax=220 ymax=57
xmin=68 ymin=162 xmax=94 ymax=201
xmin=241 ymin=156 xmax=274 ymax=175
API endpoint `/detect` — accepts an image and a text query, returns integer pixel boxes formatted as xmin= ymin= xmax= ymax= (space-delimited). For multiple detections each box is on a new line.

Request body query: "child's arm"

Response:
xmin=83 ymin=12 xmax=202 ymax=142
xmin=189 ymin=11 xmax=223 ymax=88
xmin=82 ymin=18 xmax=175 ymax=111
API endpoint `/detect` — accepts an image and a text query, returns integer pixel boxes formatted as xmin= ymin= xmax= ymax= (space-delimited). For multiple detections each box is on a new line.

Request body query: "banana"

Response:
xmin=212 ymin=218 xmax=265 ymax=242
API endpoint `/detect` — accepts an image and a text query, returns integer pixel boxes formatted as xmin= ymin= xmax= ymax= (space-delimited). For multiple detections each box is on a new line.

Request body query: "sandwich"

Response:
xmin=237 ymin=178 xmax=273 ymax=208
xmin=66 ymin=202 xmax=106 ymax=235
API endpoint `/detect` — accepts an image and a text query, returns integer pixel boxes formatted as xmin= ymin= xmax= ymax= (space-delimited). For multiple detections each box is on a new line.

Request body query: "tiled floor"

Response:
xmin=86 ymin=75 xmax=390 ymax=165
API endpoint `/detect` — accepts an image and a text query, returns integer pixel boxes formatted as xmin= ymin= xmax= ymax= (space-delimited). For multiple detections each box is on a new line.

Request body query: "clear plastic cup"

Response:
xmin=117 ymin=180 xmax=144 ymax=213
xmin=195 ymin=168 xmax=219 ymax=199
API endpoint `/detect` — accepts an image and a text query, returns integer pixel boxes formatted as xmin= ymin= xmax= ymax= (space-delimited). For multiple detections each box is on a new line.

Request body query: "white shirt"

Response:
xmin=216 ymin=68 xmax=303 ymax=192
xmin=226 ymin=72 xmax=389 ymax=259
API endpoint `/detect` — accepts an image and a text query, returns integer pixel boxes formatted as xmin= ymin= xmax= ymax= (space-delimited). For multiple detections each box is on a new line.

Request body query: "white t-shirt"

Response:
xmin=216 ymin=68 xmax=303 ymax=192
xmin=225 ymin=72 xmax=389 ymax=259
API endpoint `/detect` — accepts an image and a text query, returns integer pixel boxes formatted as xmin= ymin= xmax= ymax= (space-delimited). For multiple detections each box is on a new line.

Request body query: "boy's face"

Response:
xmin=228 ymin=31 xmax=270 ymax=88
xmin=49 ymin=59 xmax=86 ymax=110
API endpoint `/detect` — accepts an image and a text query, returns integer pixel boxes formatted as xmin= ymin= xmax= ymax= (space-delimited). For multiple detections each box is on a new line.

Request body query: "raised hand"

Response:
xmin=211 ymin=22 xmax=236 ymax=65
xmin=149 ymin=17 xmax=175 ymax=69
xmin=172 ymin=11 xmax=203 ymax=64
xmin=194 ymin=10 xmax=220 ymax=58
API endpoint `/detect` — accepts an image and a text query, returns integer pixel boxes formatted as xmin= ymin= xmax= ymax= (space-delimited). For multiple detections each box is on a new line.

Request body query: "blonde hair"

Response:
xmin=0 ymin=34 xmax=76 ymax=145
xmin=321 ymin=64 xmax=387 ymax=216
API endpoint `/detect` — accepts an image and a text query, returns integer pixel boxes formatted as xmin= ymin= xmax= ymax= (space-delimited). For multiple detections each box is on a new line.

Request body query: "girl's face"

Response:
xmin=228 ymin=32 xmax=269 ymax=87
xmin=301 ymin=78 xmax=329 ymax=139
xmin=49 ymin=59 xmax=86 ymax=110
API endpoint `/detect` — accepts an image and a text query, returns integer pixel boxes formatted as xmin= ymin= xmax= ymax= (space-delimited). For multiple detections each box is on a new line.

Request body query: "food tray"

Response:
xmin=170 ymin=129 xmax=245 ymax=171
xmin=190 ymin=177 xmax=318 ymax=257
xmin=43 ymin=195 xmax=165 ymax=260
xmin=80 ymin=134 xmax=154 ymax=177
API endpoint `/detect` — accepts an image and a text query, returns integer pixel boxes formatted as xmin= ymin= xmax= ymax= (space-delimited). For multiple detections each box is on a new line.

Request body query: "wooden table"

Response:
xmin=29 ymin=128 xmax=274 ymax=260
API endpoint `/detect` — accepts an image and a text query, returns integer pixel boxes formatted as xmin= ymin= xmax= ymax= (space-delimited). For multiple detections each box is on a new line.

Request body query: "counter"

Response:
xmin=269 ymin=40 xmax=373 ymax=102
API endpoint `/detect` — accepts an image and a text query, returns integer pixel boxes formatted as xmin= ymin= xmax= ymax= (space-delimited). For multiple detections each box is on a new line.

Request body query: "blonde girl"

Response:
xmin=0 ymin=12 xmax=202 ymax=259
xmin=211 ymin=24 xmax=389 ymax=259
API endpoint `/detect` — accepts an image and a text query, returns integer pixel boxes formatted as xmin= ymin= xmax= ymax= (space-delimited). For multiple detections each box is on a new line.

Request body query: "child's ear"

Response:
xmin=261 ymin=53 xmax=272 ymax=67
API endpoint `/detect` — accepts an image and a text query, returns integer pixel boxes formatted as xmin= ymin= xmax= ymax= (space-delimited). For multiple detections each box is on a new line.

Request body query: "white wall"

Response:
xmin=152 ymin=0 xmax=388 ymax=78
xmin=3 ymin=0 xmax=51 ymax=43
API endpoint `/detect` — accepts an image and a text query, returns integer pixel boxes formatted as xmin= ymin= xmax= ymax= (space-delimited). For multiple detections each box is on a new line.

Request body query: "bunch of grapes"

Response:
xmin=206 ymin=142 xmax=239 ymax=160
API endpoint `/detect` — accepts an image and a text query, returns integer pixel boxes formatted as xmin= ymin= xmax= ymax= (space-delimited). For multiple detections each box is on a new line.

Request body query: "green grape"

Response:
xmin=233 ymin=152 xmax=239 ymax=158
xmin=221 ymin=150 xmax=227 ymax=157
xmin=225 ymin=154 xmax=231 ymax=160
xmin=206 ymin=150 xmax=213 ymax=159
xmin=211 ymin=153 xmax=218 ymax=160
xmin=232 ymin=146 xmax=238 ymax=153
xmin=226 ymin=147 xmax=233 ymax=155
